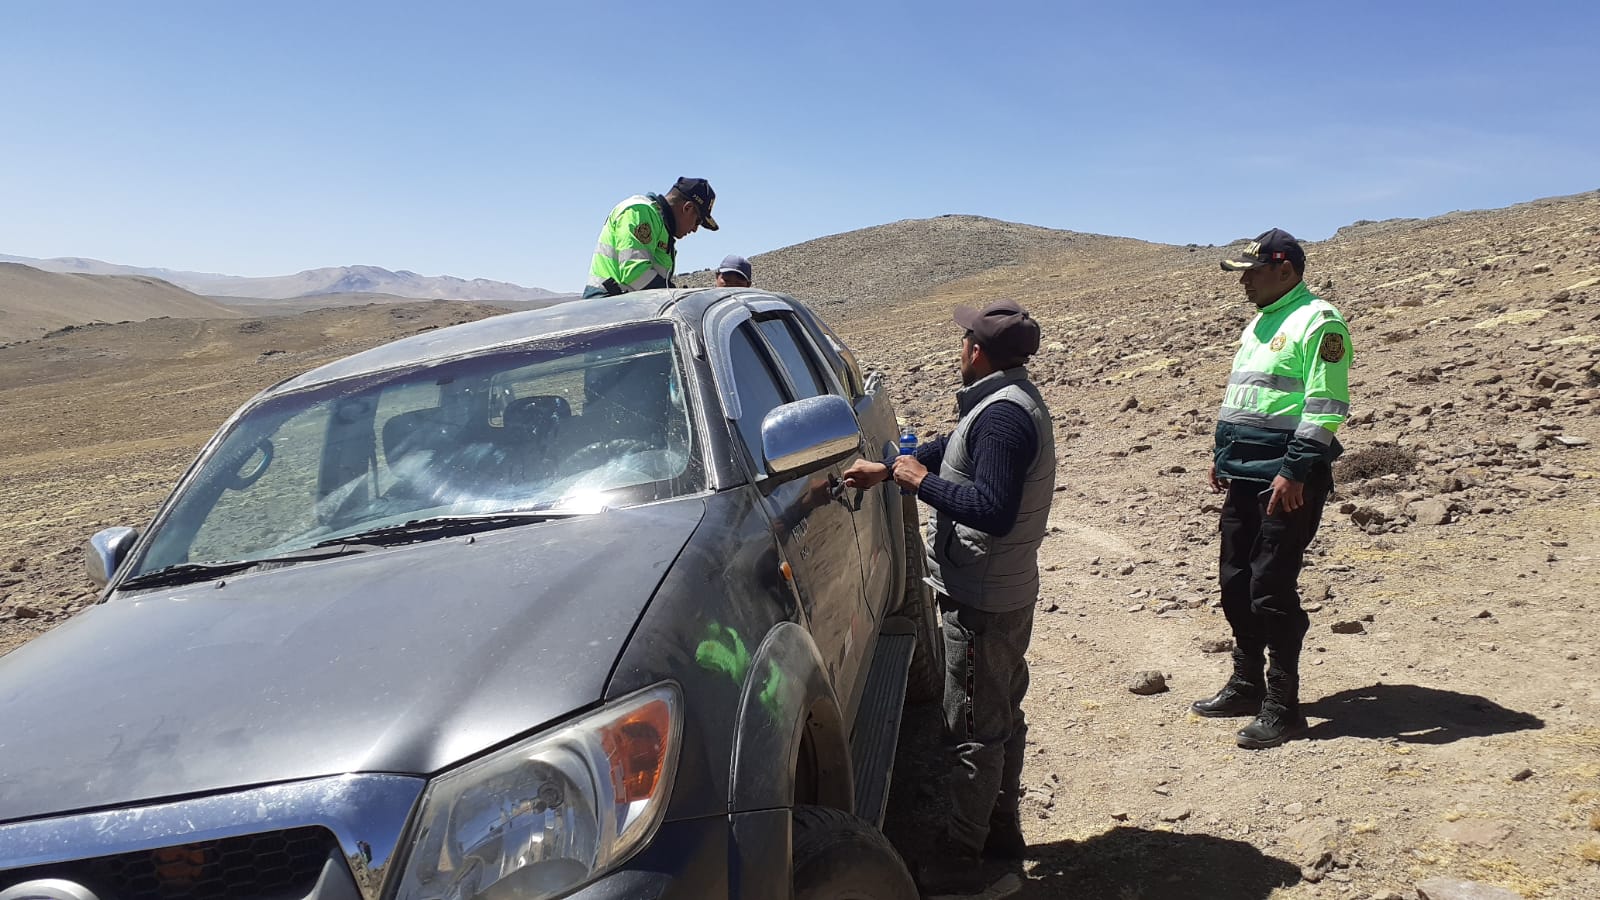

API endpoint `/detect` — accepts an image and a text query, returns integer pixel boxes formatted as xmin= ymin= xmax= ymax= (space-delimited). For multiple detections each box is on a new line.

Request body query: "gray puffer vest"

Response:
xmin=924 ymin=368 xmax=1056 ymax=613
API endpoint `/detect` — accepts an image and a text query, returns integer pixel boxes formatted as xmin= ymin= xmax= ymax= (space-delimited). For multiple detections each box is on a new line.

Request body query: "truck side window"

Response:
xmin=756 ymin=317 xmax=829 ymax=400
xmin=728 ymin=325 xmax=791 ymax=469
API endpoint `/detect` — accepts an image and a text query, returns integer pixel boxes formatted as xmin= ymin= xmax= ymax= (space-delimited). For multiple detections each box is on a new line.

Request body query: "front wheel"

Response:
xmin=793 ymin=806 xmax=917 ymax=900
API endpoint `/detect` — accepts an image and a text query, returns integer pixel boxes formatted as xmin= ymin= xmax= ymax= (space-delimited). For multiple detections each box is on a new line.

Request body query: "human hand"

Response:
xmin=891 ymin=455 xmax=928 ymax=493
xmin=842 ymin=460 xmax=891 ymax=489
xmin=1208 ymin=463 xmax=1229 ymax=494
xmin=1265 ymin=474 xmax=1304 ymax=516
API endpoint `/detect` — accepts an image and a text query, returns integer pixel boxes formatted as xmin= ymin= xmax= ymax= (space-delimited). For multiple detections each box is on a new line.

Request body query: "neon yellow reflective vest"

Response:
xmin=1214 ymin=281 xmax=1353 ymax=483
xmin=583 ymin=194 xmax=677 ymax=298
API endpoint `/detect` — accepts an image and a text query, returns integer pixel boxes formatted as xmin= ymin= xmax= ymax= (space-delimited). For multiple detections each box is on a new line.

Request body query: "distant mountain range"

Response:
xmin=0 ymin=255 xmax=558 ymax=303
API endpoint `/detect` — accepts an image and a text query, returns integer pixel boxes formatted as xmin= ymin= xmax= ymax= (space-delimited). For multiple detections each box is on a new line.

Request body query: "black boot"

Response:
xmin=1191 ymin=648 xmax=1264 ymax=717
xmin=981 ymin=811 xmax=1027 ymax=860
xmin=914 ymin=835 xmax=990 ymax=895
xmin=1237 ymin=662 xmax=1307 ymax=749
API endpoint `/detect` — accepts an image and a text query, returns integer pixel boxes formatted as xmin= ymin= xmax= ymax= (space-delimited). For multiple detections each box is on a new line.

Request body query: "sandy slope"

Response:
xmin=0 ymin=262 xmax=239 ymax=343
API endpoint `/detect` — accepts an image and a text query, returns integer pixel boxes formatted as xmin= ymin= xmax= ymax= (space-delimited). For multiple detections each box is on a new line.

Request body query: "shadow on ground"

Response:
xmin=885 ymin=703 xmax=1301 ymax=900
xmin=1011 ymin=828 xmax=1302 ymax=899
xmin=1302 ymin=682 xmax=1545 ymax=744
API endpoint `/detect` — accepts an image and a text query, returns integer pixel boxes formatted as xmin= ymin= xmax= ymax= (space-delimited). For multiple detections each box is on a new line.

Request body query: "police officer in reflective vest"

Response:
xmin=1195 ymin=229 xmax=1352 ymax=750
xmin=583 ymin=177 xmax=717 ymax=298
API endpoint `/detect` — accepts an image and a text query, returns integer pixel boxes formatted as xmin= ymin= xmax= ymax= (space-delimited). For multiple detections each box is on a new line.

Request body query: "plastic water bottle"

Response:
xmin=897 ymin=423 xmax=917 ymax=494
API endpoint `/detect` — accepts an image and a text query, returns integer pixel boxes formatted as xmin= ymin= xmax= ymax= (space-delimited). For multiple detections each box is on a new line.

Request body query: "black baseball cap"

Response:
xmin=717 ymin=254 xmax=752 ymax=281
xmin=1221 ymin=228 xmax=1305 ymax=271
xmin=953 ymin=299 xmax=1041 ymax=362
xmin=672 ymin=176 xmax=719 ymax=231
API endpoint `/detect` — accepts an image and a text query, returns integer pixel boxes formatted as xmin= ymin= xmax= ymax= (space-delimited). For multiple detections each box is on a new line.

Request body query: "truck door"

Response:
xmin=726 ymin=320 xmax=872 ymax=721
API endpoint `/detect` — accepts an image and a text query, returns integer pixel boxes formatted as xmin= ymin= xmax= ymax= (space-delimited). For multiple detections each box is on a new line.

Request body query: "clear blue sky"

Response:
xmin=3 ymin=1 xmax=1596 ymax=291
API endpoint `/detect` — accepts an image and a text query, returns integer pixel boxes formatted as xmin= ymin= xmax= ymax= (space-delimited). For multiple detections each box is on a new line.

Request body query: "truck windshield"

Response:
xmin=129 ymin=322 xmax=702 ymax=578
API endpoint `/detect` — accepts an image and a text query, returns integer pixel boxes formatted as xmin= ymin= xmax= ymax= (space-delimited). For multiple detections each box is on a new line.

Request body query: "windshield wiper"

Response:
xmin=313 ymin=511 xmax=583 ymax=548
xmin=118 ymin=545 xmax=373 ymax=591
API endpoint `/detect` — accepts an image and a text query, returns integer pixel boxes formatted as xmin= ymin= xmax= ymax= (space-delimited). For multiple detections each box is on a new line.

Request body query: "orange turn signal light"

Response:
xmin=601 ymin=698 xmax=672 ymax=803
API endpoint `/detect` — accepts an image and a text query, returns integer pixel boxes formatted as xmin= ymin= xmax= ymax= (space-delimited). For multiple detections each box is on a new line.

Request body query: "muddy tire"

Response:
xmin=793 ymin=805 xmax=917 ymax=900
xmin=896 ymin=494 xmax=944 ymax=703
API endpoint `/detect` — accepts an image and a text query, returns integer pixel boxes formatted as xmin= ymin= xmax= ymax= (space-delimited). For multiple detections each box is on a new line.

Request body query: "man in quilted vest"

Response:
xmin=1195 ymin=229 xmax=1353 ymax=750
xmin=844 ymin=300 xmax=1056 ymax=894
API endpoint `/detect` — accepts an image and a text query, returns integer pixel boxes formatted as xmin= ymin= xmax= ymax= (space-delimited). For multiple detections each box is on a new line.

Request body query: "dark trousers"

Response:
xmin=940 ymin=600 xmax=1033 ymax=854
xmin=1218 ymin=468 xmax=1331 ymax=661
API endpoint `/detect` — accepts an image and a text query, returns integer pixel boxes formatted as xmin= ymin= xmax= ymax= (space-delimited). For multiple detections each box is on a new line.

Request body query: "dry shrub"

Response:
xmin=1337 ymin=444 xmax=1418 ymax=482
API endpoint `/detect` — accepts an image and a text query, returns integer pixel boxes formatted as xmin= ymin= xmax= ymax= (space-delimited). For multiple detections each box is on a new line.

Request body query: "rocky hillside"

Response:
xmin=836 ymin=192 xmax=1600 ymax=899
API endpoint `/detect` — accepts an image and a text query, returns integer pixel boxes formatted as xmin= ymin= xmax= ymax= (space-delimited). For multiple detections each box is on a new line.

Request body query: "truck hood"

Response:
xmin=0 ymin=499 xmax=704 ymax=824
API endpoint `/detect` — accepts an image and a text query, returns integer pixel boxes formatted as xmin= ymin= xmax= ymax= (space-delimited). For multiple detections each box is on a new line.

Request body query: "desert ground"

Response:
xmin=3 ymin=193 xmax=1598 ymax=898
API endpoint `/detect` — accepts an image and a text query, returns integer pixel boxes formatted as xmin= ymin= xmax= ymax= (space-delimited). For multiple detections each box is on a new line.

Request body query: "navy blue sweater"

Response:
xmin=902 ymin=401 xmax=1039 ymax=537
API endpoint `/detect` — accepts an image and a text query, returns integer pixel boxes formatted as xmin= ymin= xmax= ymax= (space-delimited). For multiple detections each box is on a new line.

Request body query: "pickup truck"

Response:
xmin=0 ymin=288 xmax=943 ymax=900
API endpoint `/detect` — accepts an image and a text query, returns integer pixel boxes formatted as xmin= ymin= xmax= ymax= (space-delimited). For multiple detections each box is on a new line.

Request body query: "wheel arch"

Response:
xmin=729 ymin=621 xmax=854 ymax=815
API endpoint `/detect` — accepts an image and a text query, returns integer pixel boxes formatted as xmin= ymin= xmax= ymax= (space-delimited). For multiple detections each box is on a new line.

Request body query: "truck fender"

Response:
xmin=728 ymin=621 xmax=853 ymax=814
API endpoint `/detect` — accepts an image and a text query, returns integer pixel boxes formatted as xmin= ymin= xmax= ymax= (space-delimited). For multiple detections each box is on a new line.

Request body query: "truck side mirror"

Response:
xmin=761 ymin=395 xmax=861 ymax=476
xmin=86 ymin=526 xmax=139 ymax=588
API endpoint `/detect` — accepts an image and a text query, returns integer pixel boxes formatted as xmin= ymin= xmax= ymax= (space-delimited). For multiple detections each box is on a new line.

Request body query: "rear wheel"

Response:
xmin=792 ymin=806 xmax=917 ymax=900
xmin=896 ymin=495 xmax=944 ymax=703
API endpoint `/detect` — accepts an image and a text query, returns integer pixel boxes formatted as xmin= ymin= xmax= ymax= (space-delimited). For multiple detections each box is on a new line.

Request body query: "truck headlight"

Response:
xmin=394 ymin=683 xmax=682 ymax=900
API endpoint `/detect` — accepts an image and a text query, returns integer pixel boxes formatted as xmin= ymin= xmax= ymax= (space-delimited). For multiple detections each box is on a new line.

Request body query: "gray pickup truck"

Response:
xmin=0 ymin=288 xmax=942 ymax=900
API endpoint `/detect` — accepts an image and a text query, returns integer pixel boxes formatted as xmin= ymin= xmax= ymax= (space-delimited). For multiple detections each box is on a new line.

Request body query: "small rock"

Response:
xmin=1510 ymin=768 xmax=1534 ymax=782
xmin=1109 ymin=808 xmax=1130 ymax=821
xmin=1127 ymin=671 xmax=1169 ymax=695
xmin=1567 ymin=650 xmax=1581 ymax=660
xmin=1159 ymin=807 xmax=1191 ymax=823
xmin=1435 ymin=819 xmax=1512 ymax=849
xmin=1120 ymin=396 xmax=1139 ymax=412
xmin=1474 ymin=609 xmax=1493 ymax=618
xmin=1199 ymin=638 xmax=1234 ymax=654
xmin=1152 ymin=785 xmax=1171 ymax=796
xmin=1411 ymin=498 xmax=1451 ymax=526
xmin=1350 ymin=506 xmax=1388 ymax=527
xmin=1283 ymin=802 xmax=1305 ymax=816
xmin=1371 ymin=891 xmax=1406 ymax=900
xmin=1554 ymin=434 xmax=1590 ymax=447
xmin=1416 ymin=875 xmax=1524 ymax=900
xmin=1517 ymin=432 xmax=1546 ymax=452
xmin=1331 ymin=620 xmax=1366 ymax=635
xmin=1118 ymin=564 xmax=1136 ymax=576
xmin=11 ymin=606 xmax=41 ymax=619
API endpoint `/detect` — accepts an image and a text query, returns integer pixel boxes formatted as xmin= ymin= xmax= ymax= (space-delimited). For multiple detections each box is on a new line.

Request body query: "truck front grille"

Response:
xmin=2 ymin=825 xmax=339 ymax=900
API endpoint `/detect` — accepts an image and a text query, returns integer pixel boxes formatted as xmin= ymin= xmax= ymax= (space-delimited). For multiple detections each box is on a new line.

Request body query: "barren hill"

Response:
xmin=2 ymin=192 xmax=1599 ymax=897
xmin=681 ymin=214 xmax=1153 ymax=307
xmin=0 ymin=262 xmax=240 ymax=344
